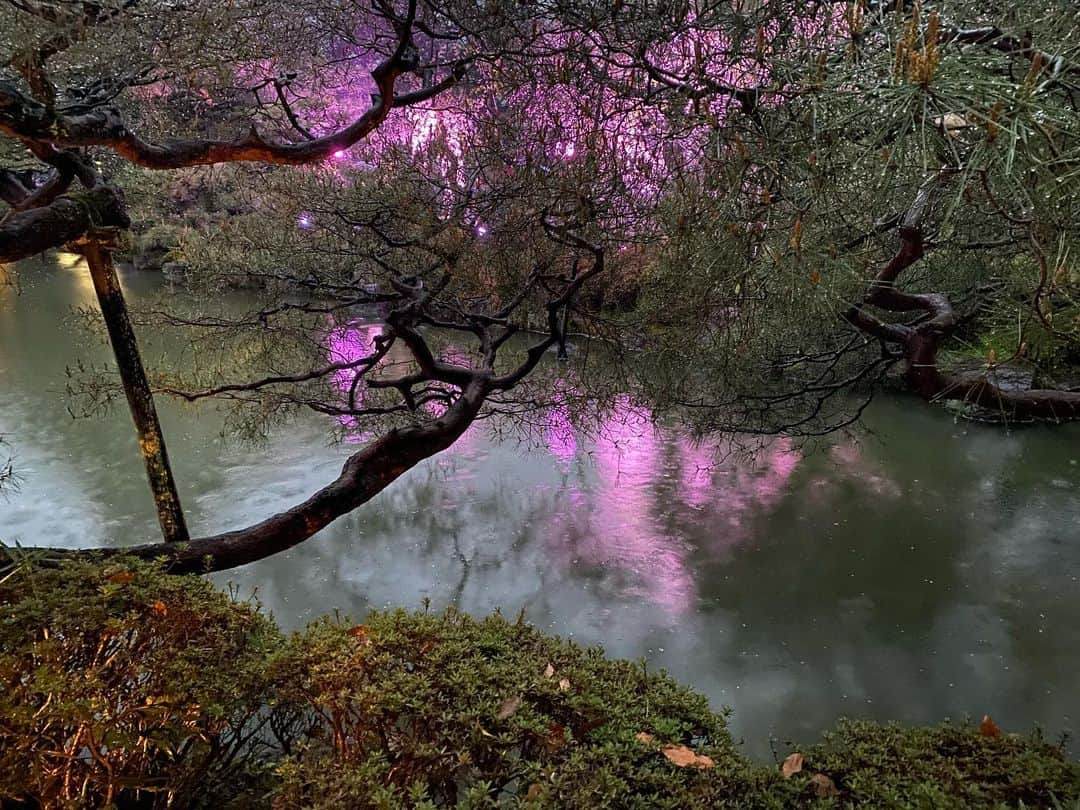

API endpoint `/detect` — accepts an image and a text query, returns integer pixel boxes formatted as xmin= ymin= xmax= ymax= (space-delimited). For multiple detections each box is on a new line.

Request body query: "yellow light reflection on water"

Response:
xmin=0 ymin=263 xmax=16 ymax=312
xmin=3 ymin=253 xmax=105 ymax=315
xmin=55 ymin=252 xmax=104 ymax=306
xmin=55 ymin=252 xmax=86 ymax=270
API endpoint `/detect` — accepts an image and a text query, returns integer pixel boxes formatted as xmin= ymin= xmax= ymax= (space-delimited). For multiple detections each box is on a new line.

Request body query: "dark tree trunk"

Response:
xmin=83 ymin=241 xmax=190 ymax=544
xmin=556 ymin=305 xmax=570 ymax=360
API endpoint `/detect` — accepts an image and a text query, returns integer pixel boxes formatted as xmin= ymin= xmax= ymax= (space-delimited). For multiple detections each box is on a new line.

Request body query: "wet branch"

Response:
xmin=843 ymin=175 xmax=1080 ymax=421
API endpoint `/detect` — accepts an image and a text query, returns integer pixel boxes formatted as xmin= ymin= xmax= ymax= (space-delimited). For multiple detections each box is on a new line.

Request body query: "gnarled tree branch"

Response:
xmin=844 ymin=176 xmax=1080 ymax=421
xmin=0 ymin=183 xmax=128 ymax=262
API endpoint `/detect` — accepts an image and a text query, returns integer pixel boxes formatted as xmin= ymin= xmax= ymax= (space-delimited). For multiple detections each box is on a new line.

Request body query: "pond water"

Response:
xmin=3 ymin=256 xmax=1079 ymax=759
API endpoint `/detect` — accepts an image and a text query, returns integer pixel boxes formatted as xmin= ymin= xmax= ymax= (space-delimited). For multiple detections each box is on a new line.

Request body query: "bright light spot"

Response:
xmin=332 ymin=149 xmax=347 ymax=160
xmin=475 ymin=224 xmax=488 ymax=237
xmin=56 ymin=252 xmax=87 ymax=270
xmin=297 ymin=214 xmax=313 ymax=228
xmin=564 ymin=142 xmax=576 ymax=158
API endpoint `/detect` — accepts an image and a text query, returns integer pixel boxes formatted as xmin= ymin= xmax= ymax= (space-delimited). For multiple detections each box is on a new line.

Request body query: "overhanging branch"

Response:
xmin=0 ymin=184 xmax=128 ymax=262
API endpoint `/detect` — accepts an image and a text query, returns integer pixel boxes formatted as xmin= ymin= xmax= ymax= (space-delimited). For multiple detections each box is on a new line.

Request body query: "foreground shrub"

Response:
xmin=1 ymin=559 xmax=1077 ymax=808
xmin=270 ymin=610 xmax=751 ymax=808
xmin=0 ymin=559 xmax=279 ymax=808
xmin=779 ymin=719 xmax=1080 ymax=809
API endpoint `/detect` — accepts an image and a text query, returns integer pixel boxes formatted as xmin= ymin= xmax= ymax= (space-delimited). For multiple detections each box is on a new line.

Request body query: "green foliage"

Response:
xmin=788 ymin=719 xmax=1080 ymax=810
xmin=0 ymin=558 xmax=280 ymax=808
xmin=1 ymin=561 xmax=1077 ymax=808
xmin=631 ymin=1 xmax=1080 ymax=433
xmin=270 ymin=610 xmax=747 ymax=808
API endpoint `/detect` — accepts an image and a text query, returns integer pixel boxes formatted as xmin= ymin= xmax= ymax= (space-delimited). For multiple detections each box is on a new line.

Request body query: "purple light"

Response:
xmin=139 ymin=6 xmax=831 ymax=218
xmin=475 ymin=223 xmax=488 ymax=237
xmin=297 ymin=213 xmax=313 ymax=228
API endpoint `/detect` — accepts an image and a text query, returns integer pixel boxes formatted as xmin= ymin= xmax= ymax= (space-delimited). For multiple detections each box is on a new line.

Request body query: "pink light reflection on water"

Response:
xmin=542 ymin=397 xmax=802 ymax=618
xmin=595 ymin=401 xmax=698 ymax=614
xmin=544 ymin=383 xmax=578 ymax=465
xmin=824 ymin=443 xmax=902 ymax=498
xmin=326 ymin=322 xmax=383 ymax=441
xmin=703 ymin=438 xmax=800 ymax=540
xmin=678 ymin=439 xmax=716 ymax=510
xmin=319 ymin=330 xmax=806 ymax=618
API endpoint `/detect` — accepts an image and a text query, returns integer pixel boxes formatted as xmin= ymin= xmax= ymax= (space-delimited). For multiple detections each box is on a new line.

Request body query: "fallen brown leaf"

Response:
xmin=151 ymin=600 xmax=168 ymax=617
xmin=526 ymin=783 xmax=543 ymax=801
xmin=542 ymin=722 xmax=567 ymax=753
xmin=810 ymin=773 xmax=840 ymax=797
xmin=662 ymin=744 xmax=715 ymax=769
xmin=980 ymin=714 xmax=1002 ymax=739
xmin=558 ymin=678 xmax=570 ymax=692
xmin=543 ymin=663 xmax=555 ymax=679
xmin=635 ymin=732 xmax=655 ymax=744
xmin=107 ymin=571 xmax=135 ymax=585
xmin=347 ymin=625 xmax=371 ymax=644
xmin=781 ymin=752 xmax=804 ymax=778
xmin=497 ymin=695 xmax=522 ymax=721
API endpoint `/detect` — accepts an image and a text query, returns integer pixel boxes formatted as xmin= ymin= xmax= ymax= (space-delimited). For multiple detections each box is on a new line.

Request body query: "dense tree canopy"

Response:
xmin=604 ymin=1 xmax=1080 ymax=431
xmin=1 ymin=0 xmax=1078 ymax=569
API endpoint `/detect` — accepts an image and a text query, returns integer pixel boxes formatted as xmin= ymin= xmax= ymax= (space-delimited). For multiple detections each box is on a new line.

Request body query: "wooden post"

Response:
xmin=83 ymin=240 xmax=190 ymax=544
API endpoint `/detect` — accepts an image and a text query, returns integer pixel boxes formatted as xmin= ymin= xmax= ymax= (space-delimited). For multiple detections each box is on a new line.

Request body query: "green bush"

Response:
xmin=270 ymin=610 xmax=750 ymax=809
xmin=0 ymin=559 xmax=279 ymax=809
xmin=1 ymin=559 xmax=1077 ymax=809
xmin=785 ymin=719 xmax=1080 ymax=809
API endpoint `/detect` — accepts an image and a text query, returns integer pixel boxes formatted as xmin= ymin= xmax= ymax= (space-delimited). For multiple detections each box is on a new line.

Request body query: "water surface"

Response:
xmin=2 ymin=257 xmax=1078 ymax=758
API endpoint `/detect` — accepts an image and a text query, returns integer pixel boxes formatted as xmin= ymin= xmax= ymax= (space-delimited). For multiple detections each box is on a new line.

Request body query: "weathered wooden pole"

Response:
xmin=83 ymin=239 xmax=190 ymax=544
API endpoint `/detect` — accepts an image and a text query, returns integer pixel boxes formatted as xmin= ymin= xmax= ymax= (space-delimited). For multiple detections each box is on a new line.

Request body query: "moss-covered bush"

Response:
xmin=270 ymin=610 xmax=750 ymax=809
xmin=0 ymin=559 xmax=279 ymax=809
xmin=785 ymin=719 xmax=1080 ymax=809
xmin=1 ymin=559 xmax=1077 ymax=809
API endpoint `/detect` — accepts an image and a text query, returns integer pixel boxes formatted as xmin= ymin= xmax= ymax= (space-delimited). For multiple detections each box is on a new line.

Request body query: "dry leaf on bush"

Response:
xmin=781 ymin=752 xmax=804 ymax=778
xmin=543 ymin=722 xmax=567 ymax=753
xmin=497 ymin=695 xmax=522 ymax=721
xmin=662 ymin=744 xmax=715 ymax=769
xmin=810 ymin=773 xmax=840 ymax=797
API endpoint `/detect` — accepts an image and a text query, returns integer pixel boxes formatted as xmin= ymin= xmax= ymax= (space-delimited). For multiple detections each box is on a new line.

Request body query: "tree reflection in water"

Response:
xmin=323 ymin=320 xmax=812 ymax=617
